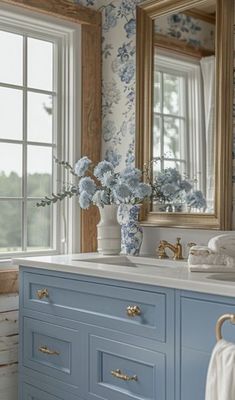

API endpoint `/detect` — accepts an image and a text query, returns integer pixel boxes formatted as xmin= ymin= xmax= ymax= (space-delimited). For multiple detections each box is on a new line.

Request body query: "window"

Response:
xmin=153 ymin=52 xmax=204 ymax=189
xmin=0 ymin=8 xmax=81 ymax=258
xmin=153 ymin=66 xmax=188 ymax=175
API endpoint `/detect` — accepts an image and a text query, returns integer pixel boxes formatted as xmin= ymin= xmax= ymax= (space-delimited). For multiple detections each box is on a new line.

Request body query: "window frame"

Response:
xmin=0 ymin=6 xmax=81 ymax=261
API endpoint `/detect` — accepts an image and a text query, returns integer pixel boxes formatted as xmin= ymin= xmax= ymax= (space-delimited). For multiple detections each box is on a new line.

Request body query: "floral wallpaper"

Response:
xmin=154 ymin=12 xmax=215 ymax=51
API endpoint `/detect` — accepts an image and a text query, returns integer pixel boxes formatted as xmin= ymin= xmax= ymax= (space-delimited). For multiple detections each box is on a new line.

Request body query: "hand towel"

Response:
xmin=205 ymin=339 xmax=235 ymax=400
xmin=208 ymin=234 xmax=235 ymax=257
xmin=188 ymin=246 xmax=227 ymax=266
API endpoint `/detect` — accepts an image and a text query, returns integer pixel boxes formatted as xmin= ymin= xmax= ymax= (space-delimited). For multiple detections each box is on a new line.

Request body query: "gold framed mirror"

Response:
xmin=136 ymin=0 xmax=233 ymax=230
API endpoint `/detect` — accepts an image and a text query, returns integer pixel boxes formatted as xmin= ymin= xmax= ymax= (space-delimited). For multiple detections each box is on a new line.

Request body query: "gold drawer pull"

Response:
xmin=38 ymin=345 xmax=60 ymax=356
xmin=126 ymin=305 xmax=141 ymax=317
xmin=111 ymin=369 xmax=138 ymax=382
xmin=36 ymin=288 xmax=49 ymax=300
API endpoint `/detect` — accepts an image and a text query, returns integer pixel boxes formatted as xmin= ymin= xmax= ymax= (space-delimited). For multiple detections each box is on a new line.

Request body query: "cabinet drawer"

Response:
xmin=23 ymin=317 xmax=82 ymax=388
xmin=88 ymin=335 xmax=165 ymax=400
xmin=181 ymin=296 xmax=235 ymax=352
xmin=22 ymin=383 xmax=78 ymax=400
xmin=23 ymin=272 xmax=166 ymax=341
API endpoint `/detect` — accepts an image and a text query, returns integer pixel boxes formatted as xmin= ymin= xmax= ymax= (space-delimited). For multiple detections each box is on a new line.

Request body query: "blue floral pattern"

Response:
xmin=117 ymin=204 xmax=143 ymax=255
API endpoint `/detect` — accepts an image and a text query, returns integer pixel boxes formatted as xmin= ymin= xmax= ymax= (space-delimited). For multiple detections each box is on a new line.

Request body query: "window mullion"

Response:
xmin=22 ymin=35 xmax=27 ymax=252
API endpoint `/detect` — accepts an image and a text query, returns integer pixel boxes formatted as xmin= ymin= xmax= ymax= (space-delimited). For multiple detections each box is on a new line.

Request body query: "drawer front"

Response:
xmin=23 ymin=272 xmax=166 ymax=341
xmin=22 ymin=383 xmax=79 ymax=400
xmin=88 ymin=335 xmax=166 ymax=400
xmin=23 ymin=317 xmax=82 ymax=388
xmin=181 ymin=296 xmax=235 ymax=352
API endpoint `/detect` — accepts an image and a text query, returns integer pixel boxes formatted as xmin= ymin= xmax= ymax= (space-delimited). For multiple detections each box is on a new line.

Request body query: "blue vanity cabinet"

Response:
xmin=19 ymin=267 xmax=175 ymax=400
xmin=177 ymin=291 xmax=235 ymax=400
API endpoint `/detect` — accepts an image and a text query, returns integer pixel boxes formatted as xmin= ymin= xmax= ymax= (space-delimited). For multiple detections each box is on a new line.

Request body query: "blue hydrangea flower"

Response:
xmin=105 ymin=149 xmax=121 ymax=167
xmin=74 ymin=156 xmax=91 ymax=177
xmin=79 ymin=191 xmax=92 ymax=209
xmin=101 ymin=171 xmax=117 ymax=188
xmin=113 ymin=183 xmax=132 ymax=202
xmin=121 ymin=166 xmax=142 ymax=179
xmin=135 ymin=183 xmax=152 ymax=200
xmin=186 ymin=190 xmax=207 ymax=209
xmin=92 ymin=190 xmax=110 ymax=207
xmin=94 ymin=161 xmax=114 ymax=179
xmin=78 ymin=177 xmax=96 ymax=196
xmin=180 ymin=180 xmax=192 ymax=192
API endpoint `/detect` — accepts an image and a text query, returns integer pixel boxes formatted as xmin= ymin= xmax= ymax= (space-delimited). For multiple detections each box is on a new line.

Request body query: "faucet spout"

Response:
xmin=157 ymin=237 xmax=183 ymax=260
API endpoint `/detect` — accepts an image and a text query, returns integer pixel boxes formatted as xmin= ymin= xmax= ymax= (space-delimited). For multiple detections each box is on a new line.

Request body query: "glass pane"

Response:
xmin=27 ymin=93 xmax=53 ymax=143
xmin=163 ymin=73 xmax=183 ymax=116
xmin=0 ymin=200 xmax=22 ymax=252
xmin=0 ymin=87 xmax=22 ymax=140
xmin=163 ymin=160 xmax=181 ymax=171
xmin=27 ymin=200 xmax=52 ymax=250
xmin=153 ymin=115 xmax=161 ymax=159
xmin=27 ymin=145 xmax=52 ymax=197
xmin=153 ymin=70 xmax=161 ymax=113
xmin=0 ymin=30 xmax=23 ymax=85
xmin=28 ymin=37 xmax=53 ymax=91
xmin=0 ymin=143 xmax=22 ymax=196
xmin=163 ymin=117 xmax=181 ymax=159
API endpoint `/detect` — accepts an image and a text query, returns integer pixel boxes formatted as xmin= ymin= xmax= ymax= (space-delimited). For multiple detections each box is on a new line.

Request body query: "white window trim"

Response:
xmin=0 ymin=5 xmax=81 ymax=262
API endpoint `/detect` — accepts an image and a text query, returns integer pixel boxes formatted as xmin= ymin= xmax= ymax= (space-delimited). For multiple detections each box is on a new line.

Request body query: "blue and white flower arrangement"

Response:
xmin=144 ymin=160 xmax=207 ymax=211
xmin=36 ymin=156 xmax=152 ymax=210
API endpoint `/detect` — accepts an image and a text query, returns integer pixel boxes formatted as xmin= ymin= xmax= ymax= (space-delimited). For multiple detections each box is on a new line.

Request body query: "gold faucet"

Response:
xmin=157 ymin=237 xmax=183 ymax=260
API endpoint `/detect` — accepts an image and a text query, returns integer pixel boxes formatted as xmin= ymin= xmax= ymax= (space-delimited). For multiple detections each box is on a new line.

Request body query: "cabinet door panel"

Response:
xmin=22 ymin=383 xmax=78 ymax=400
xmin=181 ymin=347 xmax=210 ymax=400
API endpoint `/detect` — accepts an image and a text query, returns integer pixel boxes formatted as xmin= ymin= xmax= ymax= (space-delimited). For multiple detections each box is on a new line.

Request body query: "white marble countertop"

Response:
xmin=13 ymin=253 xmax=235 ymax=297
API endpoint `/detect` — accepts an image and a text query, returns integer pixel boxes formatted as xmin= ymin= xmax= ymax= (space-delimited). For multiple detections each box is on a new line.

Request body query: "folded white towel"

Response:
xmin=189 ymin=264 xmax=235 ymax=272
xmin=208 ymin=234 xmax=235 ymax=257
xmin=205 ymin=339 xmax=235 ymax=400
xmin=188 ymin=246 xmax=228 ymax=266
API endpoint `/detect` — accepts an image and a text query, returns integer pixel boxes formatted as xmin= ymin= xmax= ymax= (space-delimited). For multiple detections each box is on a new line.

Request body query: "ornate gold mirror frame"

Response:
xmin=136 ymin=0 xmax=234 ymax=230
xmin=0 ymin=0 xmax=102 ymax=251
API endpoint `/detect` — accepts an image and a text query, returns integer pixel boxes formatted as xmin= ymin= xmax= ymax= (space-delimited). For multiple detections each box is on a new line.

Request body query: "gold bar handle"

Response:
xmin=216 ymin=313 xmax=235 ymax=341
xmin=111 ymin=369 xmax=138 ymax=382
xmin=126 ymin=305 xmax=141 ymax=317
xmin=38 ymin=345 xmax=60 ymax=356
xmin=36 ymin=288 xmax=49 ymax=300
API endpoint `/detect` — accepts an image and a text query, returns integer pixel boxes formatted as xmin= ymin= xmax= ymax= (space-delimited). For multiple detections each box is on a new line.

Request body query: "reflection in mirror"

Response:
xmin=152 ymin=2 xmax=216 ymax=214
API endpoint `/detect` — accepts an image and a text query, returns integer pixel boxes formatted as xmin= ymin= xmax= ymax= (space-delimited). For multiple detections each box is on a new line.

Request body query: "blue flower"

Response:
xmin=186 ymin=190 xmax=207 ymax=209
xmin=121 ymin=166 xmax=142 ymax=179
xmin=94 ymin=160 xmax=114 ymax=179
xmin=78 ymin=177 xmax=96 ymax=196
xmin=113 ymin=183 xmax=132 ymax=202
xmin=74 ymin=156 xmax=91 ymax=177
xmin=79 ymin=191 xmax=92 ymax=209
xmin=180 ymin=180 xmax=192 ymax=192
xmin=105 ymin=149 xmax=122 ymax=167
xmin=161 ymin=183 xmax=178 ymax=197
xmin=103 ymin=4 xmax=118 ymax=32
xmin=119 ymin=60 xmax=135 ymax=83
xmin=135 ymin=183 xmax=152 ymax=200
xmin=124 ymin=19 xmax=136 ymax=38
xmin=92 ymin=190 xmax=110 ymax=207
xmin=101 ymin=171 xmax=117 ymax=188
xmin=103 ymin=120 xmax=116 ymax=142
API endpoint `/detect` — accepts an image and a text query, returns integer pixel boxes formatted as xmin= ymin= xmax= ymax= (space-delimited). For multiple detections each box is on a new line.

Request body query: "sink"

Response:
xmin=72 ymin=255 xmax=187 ymax=269
xmin=207 ymin=273 xmax=235 ymax=282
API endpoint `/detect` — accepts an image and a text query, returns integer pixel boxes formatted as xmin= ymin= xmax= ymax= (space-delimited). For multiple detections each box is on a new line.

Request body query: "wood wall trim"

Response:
xmin=0 ymin=0 xmax=100 ymax=26
xmin=81 ymin=23 xmax=102 ymax=252
xmin=154 ymin=33 xmax=215 ymax=59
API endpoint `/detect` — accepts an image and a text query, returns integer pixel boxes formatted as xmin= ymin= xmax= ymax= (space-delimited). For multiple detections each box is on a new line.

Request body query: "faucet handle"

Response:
xmin=176 ymin=237 xmax=181 ymax=244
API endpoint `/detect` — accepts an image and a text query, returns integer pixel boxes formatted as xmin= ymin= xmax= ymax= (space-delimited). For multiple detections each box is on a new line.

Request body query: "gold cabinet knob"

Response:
xmin=38 ymin=345 xmax=60 ymax=356
xmin=111 ymin=369 xmax=138 ymax=382
xmin=126 ymin=305 xmax=141 ymax=317
xmin=36 ymin=288 xmax=49 ymax=300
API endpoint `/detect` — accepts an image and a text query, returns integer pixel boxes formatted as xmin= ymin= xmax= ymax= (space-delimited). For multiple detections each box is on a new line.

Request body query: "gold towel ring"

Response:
xmin=216 ymin=313 xmax=235 ymax=341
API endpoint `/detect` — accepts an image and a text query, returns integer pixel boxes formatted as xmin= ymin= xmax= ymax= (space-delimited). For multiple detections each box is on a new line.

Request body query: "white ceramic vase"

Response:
xmin=97 ymin=204 xmax=121 ymax=255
